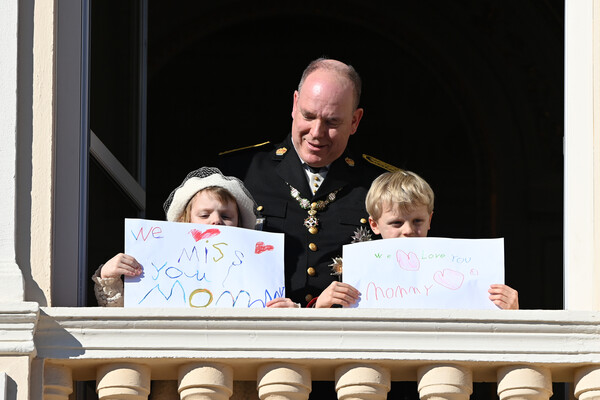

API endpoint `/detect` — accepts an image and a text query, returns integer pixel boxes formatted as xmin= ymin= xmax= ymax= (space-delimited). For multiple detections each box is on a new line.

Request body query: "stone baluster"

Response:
xmin=178 ymin=363 xmax=233 ymax=400
xmin=257 ymin=363 xmax=311 ymax=400
xmin=43 ymin=364 xmax=73 ymax=400
xmin=96 ymin=363 xmax=151 ymax=400
xmin=335 ymin=363 xmax=391 ymax=400
xmin=574 ymin=366 xmax=600 ymax=400
xmin=497 ymin=366 xmax=552 ymax=400
xmin=417 ymin=364 xmax=472 ymax=400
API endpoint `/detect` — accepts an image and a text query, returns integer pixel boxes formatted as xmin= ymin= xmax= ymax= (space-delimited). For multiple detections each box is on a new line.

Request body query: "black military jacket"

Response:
xmin=220 ymin=134 xmax=385 ymax=306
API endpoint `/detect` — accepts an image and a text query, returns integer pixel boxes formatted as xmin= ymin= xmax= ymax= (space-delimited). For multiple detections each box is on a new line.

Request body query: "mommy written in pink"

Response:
xmin=365 ymin=281 xmax=434 ymax=301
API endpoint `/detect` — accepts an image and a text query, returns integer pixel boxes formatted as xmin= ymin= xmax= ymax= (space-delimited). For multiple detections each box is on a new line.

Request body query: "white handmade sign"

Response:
xmin=124 ymin=218 xmax=285 ymax=308
xmin=342 ymin=237 xmax=504 ymax=309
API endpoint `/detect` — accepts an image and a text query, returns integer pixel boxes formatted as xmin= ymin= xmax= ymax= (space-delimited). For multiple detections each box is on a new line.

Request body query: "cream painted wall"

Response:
xmin=30 ymin=0 xmax=55 ymax=306
xmin=0 ymin=357 xmax=32 ymax=400
xmin=593 ymin=0 xmax=600 ymax=311
xmin=564 ymin=0 xmax=600 ymax=310
xmin=0 ymin=5 xmax=37 ymax=400
xmin=0 ymin=0 xmax=25 ymax=303
xmin=0 ymin=2 xmax=18 ymax=260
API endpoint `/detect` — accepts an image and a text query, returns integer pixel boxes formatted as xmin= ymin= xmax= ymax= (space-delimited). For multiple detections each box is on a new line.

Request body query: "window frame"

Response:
xmin=53 ymin=0 xmax=147 ymax=307
xmin=52 ymin=1 xmax=599 ymax=310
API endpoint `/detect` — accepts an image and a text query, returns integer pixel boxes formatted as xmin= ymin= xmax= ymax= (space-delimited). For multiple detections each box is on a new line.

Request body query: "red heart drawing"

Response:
xmin=255 ymin=241 xmax=274 ymax=254
xmin=190 ymin=228 xmax=221 ymax=242
xmin=433 ymin=269 xmax=464 ymax=290
xmin=396 ymin=250 xmax=420 ymax=271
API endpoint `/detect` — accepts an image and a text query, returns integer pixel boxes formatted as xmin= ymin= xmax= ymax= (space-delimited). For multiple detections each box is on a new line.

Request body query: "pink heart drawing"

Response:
xmin=190 ymin=228 xmax=221 ymax=242
xmin=396 ymin=250 xmax=420 ymax=271
xmin=255 ymin=241 xmax=274 ymax=254
xmin=433 ymin=269 xmax=464 ymax=290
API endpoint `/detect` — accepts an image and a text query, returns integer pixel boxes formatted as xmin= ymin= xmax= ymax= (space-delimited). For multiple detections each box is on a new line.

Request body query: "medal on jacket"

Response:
xmin=288 ymin=184 xmax=341 ymax=234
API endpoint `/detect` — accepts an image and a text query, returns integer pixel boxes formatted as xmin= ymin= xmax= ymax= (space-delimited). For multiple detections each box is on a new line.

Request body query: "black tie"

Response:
xmin=305 ymin=164 xmax=324 ymax=174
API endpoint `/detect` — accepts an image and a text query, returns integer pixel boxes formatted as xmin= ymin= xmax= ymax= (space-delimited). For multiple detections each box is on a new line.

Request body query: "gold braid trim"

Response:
xmin=218 ymin=141 xmax=271 ymax=156
xmin=362 ymin=154 xmax=400 ymax=172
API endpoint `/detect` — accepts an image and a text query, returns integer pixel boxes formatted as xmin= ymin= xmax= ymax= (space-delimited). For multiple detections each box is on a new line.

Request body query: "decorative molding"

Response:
xmin=35 ymin=308 xmax=600 ymax=381
xmin=0 ymin=303 xmax=39 ymax=356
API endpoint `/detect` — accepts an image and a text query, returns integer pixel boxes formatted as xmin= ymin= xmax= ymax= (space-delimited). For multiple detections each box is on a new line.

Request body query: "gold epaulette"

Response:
xmin=218 ymin=141 xmax=271 ymax=156
xmin=362 ymin=154 xmax=400 ymax=172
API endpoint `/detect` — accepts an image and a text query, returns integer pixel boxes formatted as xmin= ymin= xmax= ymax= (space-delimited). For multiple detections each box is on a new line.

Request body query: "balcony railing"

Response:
xmin=21 ymin=306 xmax=600 ymax=399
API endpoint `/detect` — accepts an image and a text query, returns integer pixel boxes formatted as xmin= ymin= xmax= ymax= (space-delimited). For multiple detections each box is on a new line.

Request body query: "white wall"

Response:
xmin=564 ymin=0 xmax=600 ymax=310
xmin=0 ymin=0 xmax=25 ymax=302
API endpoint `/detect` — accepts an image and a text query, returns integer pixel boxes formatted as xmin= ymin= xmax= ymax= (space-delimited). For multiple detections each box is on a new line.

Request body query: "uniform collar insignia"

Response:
xmin=345 ymin=157 xmax=355 ymax=167
xmin=276 ymin=147 xmax=288 ymax=156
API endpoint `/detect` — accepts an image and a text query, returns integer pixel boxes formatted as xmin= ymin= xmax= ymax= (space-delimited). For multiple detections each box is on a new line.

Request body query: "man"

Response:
xmin=220 ymin=58 xmax=393 ymax=308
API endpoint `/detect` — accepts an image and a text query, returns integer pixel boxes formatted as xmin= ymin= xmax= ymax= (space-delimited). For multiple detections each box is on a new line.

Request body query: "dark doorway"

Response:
xmin=146 ymin=1 xmax=564 ymax=310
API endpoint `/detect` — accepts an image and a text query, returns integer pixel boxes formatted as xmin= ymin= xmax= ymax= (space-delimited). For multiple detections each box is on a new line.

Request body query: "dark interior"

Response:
xmin=89 ymin=1 xmax=564 ymax=310
xmin=145 ymin=1 xmax=565 ymax=310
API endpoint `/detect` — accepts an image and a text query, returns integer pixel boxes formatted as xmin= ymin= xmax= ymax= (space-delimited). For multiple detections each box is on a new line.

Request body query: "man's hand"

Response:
xmin=315 ymin=281 xmax=360 ymax=308
xmin=101 ymin=253 xmax=142 ymax=279
xmin=488 ymin=284 xmax=519 ymax=310
xmin=266 ymin=297 xmax=301 ymax=308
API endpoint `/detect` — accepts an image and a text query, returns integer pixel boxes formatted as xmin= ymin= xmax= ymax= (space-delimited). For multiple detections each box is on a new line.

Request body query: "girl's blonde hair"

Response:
xmin=163 ymin=166 xmax=257 ymax=228
xmin=177 ymin=186 xmax=239 ymax=223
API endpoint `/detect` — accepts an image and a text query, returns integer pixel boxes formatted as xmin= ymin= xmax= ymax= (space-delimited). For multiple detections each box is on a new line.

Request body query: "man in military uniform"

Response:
xmin=220 ymin=58 xmax=393 ymax=308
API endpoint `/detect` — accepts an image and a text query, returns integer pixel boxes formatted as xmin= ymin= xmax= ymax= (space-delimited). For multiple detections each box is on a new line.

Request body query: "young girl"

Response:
xmin=92 ymin=166 xmax=260 ymax=307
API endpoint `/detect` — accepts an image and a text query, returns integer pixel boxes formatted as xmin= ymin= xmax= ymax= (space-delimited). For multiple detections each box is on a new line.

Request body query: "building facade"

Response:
xmin=0 ymin=1 xmax=599 ymax=399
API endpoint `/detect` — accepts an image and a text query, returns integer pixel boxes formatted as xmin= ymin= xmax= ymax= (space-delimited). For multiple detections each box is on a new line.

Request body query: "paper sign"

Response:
xmin=124 ymin=219 xmax=285 ymax=308
xmin=342 ymin=237 xmax=504 ymax=309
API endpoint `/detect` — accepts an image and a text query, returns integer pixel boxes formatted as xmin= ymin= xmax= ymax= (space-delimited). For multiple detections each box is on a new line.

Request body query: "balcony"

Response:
xmin=20 ymin=306 xmax=600 ymax=399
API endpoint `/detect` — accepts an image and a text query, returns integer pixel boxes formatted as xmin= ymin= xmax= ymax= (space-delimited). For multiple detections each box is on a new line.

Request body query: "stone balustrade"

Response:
xmin=29 ymin=307 xmax=600 ymax=399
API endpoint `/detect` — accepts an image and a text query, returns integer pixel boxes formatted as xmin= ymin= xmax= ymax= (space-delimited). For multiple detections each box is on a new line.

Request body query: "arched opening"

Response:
xmin=145 ymin=1 xmax=564 ymax=310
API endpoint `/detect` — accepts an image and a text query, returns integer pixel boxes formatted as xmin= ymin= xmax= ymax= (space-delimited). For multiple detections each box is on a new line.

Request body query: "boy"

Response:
xmin=366 ymin=169 xmax=434 ymax=239
xmin=364 ymin=169 xmax=518 ymax=309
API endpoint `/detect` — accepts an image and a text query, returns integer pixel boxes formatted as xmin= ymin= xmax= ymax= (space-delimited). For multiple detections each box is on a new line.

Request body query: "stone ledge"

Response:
xmin=34 ymin=308 xmax=600 ymax=381
xmin=0 ymin=302 xmax=39 ymax=356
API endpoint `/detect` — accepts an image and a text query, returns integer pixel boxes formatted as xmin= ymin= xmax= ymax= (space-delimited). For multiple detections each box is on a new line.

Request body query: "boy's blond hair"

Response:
xmin=365 ymin=169 xmax=434 ymax=221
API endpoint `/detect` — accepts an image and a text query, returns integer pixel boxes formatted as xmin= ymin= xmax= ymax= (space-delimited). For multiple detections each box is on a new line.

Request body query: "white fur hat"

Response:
xmin=163 ymin=167 xmax=257 ymax=229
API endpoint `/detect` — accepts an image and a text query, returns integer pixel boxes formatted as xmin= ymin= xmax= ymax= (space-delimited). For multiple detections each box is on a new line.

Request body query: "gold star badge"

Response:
xmin=276 ymin=147 xmax=288 ymax=156
xmin=345 ymin=157 xmax=355 ymax=167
